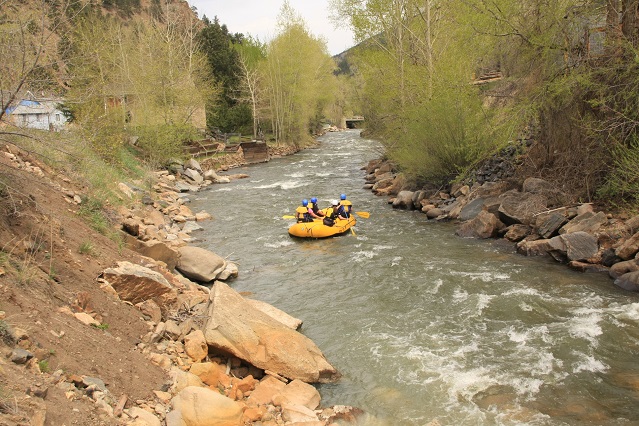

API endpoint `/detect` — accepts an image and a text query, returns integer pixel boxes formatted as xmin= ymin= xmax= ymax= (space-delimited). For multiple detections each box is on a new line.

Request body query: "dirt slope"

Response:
xmin=0 ymin=146 xmax=167 ymax=425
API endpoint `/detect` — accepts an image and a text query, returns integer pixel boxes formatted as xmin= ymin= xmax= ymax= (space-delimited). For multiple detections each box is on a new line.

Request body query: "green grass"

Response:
xmin=38 ymin=360 xmax=50 ymax=373
xmin=0 ymin=320 xmax=15 ymax=345
xmin=91 ymin=323 xmax=109 ymax=331
xmin=78 ymin=241 xmax=95 ymax=256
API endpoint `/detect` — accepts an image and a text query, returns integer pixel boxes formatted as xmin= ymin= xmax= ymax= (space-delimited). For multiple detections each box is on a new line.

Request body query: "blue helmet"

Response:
xmin=340 ymin=194 xmax=347 ymax=200
xmin=311 ymin=197 xmax=318 ymax=203
xmin=302 ymin=199 xmax=308 ymax=207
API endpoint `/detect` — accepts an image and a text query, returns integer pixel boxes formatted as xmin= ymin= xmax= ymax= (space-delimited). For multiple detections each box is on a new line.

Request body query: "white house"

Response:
xmin=8 ymin=98 xmax=67 ymax=131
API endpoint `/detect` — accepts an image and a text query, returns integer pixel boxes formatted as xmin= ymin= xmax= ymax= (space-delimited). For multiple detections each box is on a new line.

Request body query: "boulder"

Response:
xmin=281 ymin=402 xmax=319 ymax=423
xmin=246 ymin=299 xmax=303 ymax=330
xmin=101 ymin=261 xmax=174 ymax=304
xmin=184 ymin=330 xmax=208 ymax=362
xmin=216 ymin=262 xmax=239 ymax=281
xmin=276 ymin=379 xmax=321 ymax=410
xmin=560 ymin=211 xmax=608 ymax=235
xmin=184 ymin=158 xmax=202 ymax=172
xmin=203 ymin=281 xmax=340 ymax=383
xmin=516 ymin=238 xmax=563 ymax=257
xmin=609 ymin=259 xmax=639 ymax=279
xmin=522 ymin=177 xmax=569 ymax=207
xmin=392 ymin=191 xmax=415 ymax=210
xmin=559 ymin=232 xmax=599 ymax=262
xmin=136 ymin=299 xmax=162 ymax=323
xmin=189 ymin=362 xmax=230 ymax=388
xmin=171 ymin=368 xmax=205 ymax=393
xmin=504 ymin=224 xmax=530 ymax=242
xmin=535 ymin=212 xmax=568 ymax=239
xmin=412 ymin=190 xmax=428 ymax=209
xmin=171 ymin=386 xmax=243 ymax=426
xmin=625 ymin=215 xmax=639 ymax=234
xmin=126 ymin=407 xmax=161 ymax=426
xmin=455 ymin=211 xmax=503 ymax=239
xmin=183 ymin=168 xmax=204 ymax=184
xmin=136 ymin=241 xmax=179 ymax=271
xmin=614 ymin=271 xmax=639 ymax=292
xmin=176 ymin=246 xmax=227 ymax=283
xmin=497 ymin=192 xmax=547 ymax=225
xmin=426 ymin=208 xmax=444 ymax=219
xmin=247 ymin=376 xmax=287 ymax=406
xmin=616 ymin=232 xmax=639 ymax=260
xmin=459 ymin=198 xmax=486 ymax=221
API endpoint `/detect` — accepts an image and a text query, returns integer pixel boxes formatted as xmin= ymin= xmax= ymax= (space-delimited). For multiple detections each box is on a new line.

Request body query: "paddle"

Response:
xmin=355 ymin=211 xmax=370 ymax=218
xmin=282 ymin=215 xmax=296 ymax=219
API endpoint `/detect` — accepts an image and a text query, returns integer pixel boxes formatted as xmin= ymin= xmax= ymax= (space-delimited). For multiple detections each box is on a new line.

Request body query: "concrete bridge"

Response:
xmin=343 ymin=116 xmax=365 ymax=129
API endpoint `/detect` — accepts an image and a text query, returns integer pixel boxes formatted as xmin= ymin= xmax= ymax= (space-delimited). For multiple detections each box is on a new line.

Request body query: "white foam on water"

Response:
xmin=254 ymin=180 xmax=308 ymax=190
xmin=450 ymin=271 xmax=511 ymax=282
xmin=503 ymin=287 xmax=542 ymax=297
xmin=264 ymin=240 xmax=294 ymax=249
xmin=572 ymin=354 xmax=608 ymax=374
xmin=567 ymin=308 xmax=603 ymax=345
xmin=351 ymin=250 xmax=377 ymax=262
xmin=509 ymin=376 xmax=545 ymax=396
xmin=519 ymin=302 xmax=533 ymax=312
xmin=390 ymin=256 xmax=402 ymax=267
xmin=612 ymin=302 xmax=639 ymax=322
xmin=428 ymin=279 xmax=443 ymax=294
xmin=213 ymin=187 xmax=233 ymax=192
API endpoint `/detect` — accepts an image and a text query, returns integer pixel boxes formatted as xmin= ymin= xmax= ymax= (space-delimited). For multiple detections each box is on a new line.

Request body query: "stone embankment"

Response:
xmin=109 ymin=157 xmax=361 ymax=424
xmin=363 ymin=158 xmax=639 ymax=292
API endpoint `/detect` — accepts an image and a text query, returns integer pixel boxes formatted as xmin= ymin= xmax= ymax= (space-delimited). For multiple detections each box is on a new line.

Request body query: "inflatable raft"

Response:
xmin=288 ymin=216 xmax=356 ymax=238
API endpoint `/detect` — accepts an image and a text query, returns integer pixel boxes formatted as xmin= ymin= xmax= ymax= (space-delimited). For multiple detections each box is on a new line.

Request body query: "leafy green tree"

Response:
xmin=235 ymin=37 xmax=267 ymax=140
xmin=259 ymin=1 xmax=337 ymax=145
xmin=197 ymin=17 xmax=251 ymax=134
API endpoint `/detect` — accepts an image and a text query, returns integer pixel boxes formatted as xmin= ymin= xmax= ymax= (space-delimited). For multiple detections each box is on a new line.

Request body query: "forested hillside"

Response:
xmin=332 ymin=0 xmax=639 ymax=211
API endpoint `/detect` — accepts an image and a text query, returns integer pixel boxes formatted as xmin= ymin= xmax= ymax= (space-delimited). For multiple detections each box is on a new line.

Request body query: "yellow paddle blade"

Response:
xmin=282 ymin=215 xmax=296 ymax=219
xmin=350 ymin=227 xmax=356 ymax=236
xmin=355 ymin=211 xmax=370 ymax=218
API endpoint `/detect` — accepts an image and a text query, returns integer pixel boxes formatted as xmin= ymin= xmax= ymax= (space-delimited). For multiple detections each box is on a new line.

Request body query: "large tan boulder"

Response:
xmin=246 ymin=299 xmax=303 ymax=330
xmin=246 ymin=376 xmax=287 ymax=406
xmin=101 ymin=261 xmax=174 ymax=304
xmin=176 ymin=246 xmax=227 ymax=283
xmin=189 ymin=362 xmax=230 ymax=388
xmin=275 ymin=379 xmax=320 ymax=410
xmin=171 ymin=386 xmax=243 ymax=426
xmin=203 ymin=282 xmax=340 ymax=383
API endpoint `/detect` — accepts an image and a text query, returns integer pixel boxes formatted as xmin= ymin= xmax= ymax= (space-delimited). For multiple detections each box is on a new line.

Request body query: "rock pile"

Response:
xmin=364 ymin=159 xmax=639 ymax=292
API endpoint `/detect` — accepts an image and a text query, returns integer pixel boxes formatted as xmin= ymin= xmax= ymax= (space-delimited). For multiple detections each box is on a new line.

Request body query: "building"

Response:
xmin=6 ymin=95 xmax=67 ymax=131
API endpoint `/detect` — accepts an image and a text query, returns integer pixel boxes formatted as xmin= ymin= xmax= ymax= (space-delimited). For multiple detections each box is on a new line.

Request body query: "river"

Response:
xmin=189 ymin=130 xmax=639 ymax=425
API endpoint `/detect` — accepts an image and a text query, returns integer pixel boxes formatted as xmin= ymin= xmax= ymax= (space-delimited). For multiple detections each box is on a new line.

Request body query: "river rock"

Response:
xmin=281 ymin=402 xmax=320 ymax=423
xmin=497 ymin=192 xmax=547 ymax=225
xmin=456 ymin=211 xmax=503 ymax=239
xmin=203 ymin=281 xmax=340 ymax=383
xmin=171 ymin=386 xmax=243 ymax=426
xmin=614 ymin=271 xmax=639 ymax=292
xmin=560 ymin=211 xmax=608 ymax=234
xmin=412 ymin=191 xmax=428 ymax=209
xmin=276 ymin=379 xmax=321 ymax=410
xmin=426 ymin=208 xmax=445 ymax=219
xmin=535 ymin=212 xmax=568 ymax=239
xmin=616 ymin=231 xmax=639 ymax=260
xmin=216 ymin=262 xmax=239 ymax=281
xmin=101 ymin=261 xmax=175 ymax=304
xmin=189 ymin=362 xmax=229 ymax=388
xmin=392 ymin=191 xmax=415 ymax=210
xmin=559 ymin=232 xmax=599 ymax=262
xmin=609 ymin=259 xmax=639 ymax=279
xmin=135 ymin=241 xmax=179 ymax=271
xmin=504 ymin=224 xmax=530 ymax=242
xmin=625 ymin=215 xmax=639 ymax=234
xmin=184 ymin=158 xmax=202 ymax=172
xmin=183 ymin=168 xmax=204 ymax=184
xmin=459 ymin=198 xmax=486 ymax=221
xmin=176 ymin=246 xmax=227 ymax=283
xmin=126 ymin=407 xmax=161 ymax=426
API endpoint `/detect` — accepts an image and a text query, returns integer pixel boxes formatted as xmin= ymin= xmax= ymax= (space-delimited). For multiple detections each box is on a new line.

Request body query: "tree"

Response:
xmin=259 ymin=1 xmax=337 ymax=145
xmin=234 ymin=37 xmax=266 ymax=140
xmin=197 ymin=17 xmax=251 ymax=134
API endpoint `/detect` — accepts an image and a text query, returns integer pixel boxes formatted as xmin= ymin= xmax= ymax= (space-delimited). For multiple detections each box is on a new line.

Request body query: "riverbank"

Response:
xmin=0 ymin=141 xmax=361 ymax=425
xmin=363 ymin=157 xmax=639 ymax=292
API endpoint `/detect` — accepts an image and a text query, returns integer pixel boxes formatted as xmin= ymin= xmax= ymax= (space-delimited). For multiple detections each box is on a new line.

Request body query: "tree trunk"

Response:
xmin=622 ymin=0 xmax=639 ymax=47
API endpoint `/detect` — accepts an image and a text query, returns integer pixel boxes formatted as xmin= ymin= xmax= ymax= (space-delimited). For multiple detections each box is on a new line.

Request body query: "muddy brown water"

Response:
xmin=189 ymin=130 xmax=639 ymax=425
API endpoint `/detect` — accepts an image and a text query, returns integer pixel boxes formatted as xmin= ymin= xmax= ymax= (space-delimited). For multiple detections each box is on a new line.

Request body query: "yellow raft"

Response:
xmin=288 ymin=216 xmax=356 ymax=238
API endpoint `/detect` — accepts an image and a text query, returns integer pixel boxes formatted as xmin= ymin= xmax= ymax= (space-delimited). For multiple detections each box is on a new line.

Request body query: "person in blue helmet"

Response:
xmin=308 ymin=197 xmax=325 ymax=218
xmin=295 ymin=199 xmax=313 ymax=222
xmin=339 ymin=193 xmax=352 ymax=218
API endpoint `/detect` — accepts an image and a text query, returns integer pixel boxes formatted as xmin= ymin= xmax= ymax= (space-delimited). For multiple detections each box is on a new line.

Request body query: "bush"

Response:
xmin=132 ymin=124 xmax=199 ymax=168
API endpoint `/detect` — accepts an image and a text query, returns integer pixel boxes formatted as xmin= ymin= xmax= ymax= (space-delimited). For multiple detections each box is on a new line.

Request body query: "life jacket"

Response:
xmin=339 ymin=200 xmax=352 ymax=217
xmin=295 ymin=206 xmax=312 ymax=222
xmin=309 ymin=202 xmax=323 ymax=216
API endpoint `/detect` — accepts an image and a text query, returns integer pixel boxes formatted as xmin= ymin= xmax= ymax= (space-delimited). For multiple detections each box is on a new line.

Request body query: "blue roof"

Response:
xmin=19 ymin=100 xmax=40 ymax=107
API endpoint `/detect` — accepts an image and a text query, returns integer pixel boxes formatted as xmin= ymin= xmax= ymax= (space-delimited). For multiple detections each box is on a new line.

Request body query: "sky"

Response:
xmin=187 ymin=0 xmax=355 ymax=56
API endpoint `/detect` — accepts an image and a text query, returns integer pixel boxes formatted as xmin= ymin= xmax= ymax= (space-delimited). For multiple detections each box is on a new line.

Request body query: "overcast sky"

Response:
xmin=187 ymin=0 xmax=355 ymax=56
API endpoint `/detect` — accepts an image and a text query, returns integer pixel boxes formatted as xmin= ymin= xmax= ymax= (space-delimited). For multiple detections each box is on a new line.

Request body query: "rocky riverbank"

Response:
xmin=363 ymin=158 xmax=639 ymax=292
xmin=0 ymin=143 xmax=362 ymax=426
